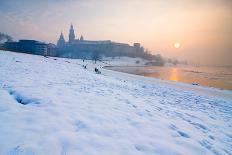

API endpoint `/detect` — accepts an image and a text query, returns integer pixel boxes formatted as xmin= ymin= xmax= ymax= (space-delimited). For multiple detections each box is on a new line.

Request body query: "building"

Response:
xmin=4 ymin=40 xmax=49 ymax=56
xmin=57 ymin=24 xmax=145 ymax=59
xmin=0 ymin=43 xmax=6 ymax=50
xmin=57 ymin=33 xmax=65 ymax=47
xmin=46 ymin=43 xmax=57 ymax=56
xmin=4 ymin=41 xmax=18 ymax=51
xmin=18 ymin=40 xmax=47 ymax=55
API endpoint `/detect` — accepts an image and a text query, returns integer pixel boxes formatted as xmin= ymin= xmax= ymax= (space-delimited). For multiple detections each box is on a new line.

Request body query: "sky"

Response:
xmin=0 ymin=0 xmax=231 ymax=66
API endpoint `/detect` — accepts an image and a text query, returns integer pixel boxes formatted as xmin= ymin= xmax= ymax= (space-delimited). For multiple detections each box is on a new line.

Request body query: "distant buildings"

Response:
xmin=4 ymin=40 xmax=55 ymax=56
xmin=57 ymin=24 xmax=145 ymax=59
xmin=2 ymin=24 xmax=148 ymax=59
xmin=46 ymin=43 xmax=57 ymax=56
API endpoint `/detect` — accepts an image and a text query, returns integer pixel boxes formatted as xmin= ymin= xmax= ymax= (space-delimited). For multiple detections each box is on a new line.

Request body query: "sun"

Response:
xmin=174 ymin=42 xmax=181 ymax=49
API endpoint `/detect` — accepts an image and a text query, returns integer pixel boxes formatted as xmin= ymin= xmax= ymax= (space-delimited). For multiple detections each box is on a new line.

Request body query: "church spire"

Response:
xmin=57 ymin=32 xmax=65 ymax=47
xmin=69 ymin=24 xmax=75 ymax=43
xmin=80 ymin=35 xmax=84 ymax=41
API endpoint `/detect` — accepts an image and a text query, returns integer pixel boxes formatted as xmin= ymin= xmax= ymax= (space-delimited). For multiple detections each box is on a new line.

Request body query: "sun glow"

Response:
xmin=174 ymin=42 xmax=181 ymax=49
xmin=169 ymin=68 xmax=179 ymax=82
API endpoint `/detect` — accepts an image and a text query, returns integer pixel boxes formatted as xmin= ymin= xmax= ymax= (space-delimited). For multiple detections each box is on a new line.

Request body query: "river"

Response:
xmin=106 ymin=66 xmax=232 ymax=90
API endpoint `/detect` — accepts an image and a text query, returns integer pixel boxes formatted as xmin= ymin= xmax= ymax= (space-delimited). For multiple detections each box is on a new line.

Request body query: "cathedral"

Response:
xmin=57 ymin=24 xmax=145 ymax=59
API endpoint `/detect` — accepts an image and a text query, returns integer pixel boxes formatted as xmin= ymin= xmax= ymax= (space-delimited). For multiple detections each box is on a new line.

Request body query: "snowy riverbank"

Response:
xmin=0 ymin=51 xmax=232 ymax=155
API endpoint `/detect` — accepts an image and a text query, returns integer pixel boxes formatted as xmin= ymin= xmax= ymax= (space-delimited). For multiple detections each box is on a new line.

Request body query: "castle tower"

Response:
xmin=69 ymin=24 xmax=75 ymax=43
xmin=57 ymin=32 xmax=65 ymax=47
xmin=80 ymin=35 xmax=84 ymax=41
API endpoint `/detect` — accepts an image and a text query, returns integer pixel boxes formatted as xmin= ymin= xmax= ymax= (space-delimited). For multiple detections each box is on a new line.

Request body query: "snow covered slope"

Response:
xmin=0 ymin=51 xmax=231 ymax=155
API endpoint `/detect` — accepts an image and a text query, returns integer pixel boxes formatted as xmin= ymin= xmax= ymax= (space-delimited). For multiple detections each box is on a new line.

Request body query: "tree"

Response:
xmin=92 ymin=50 xmax=102 ymax=64
xmin=0 ymin=32 xmax=13 ymax=43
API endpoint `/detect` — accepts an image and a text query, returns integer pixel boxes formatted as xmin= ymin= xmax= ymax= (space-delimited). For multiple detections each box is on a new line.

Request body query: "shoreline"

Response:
xmin=102 ymin=66 xmax=232 ymax=101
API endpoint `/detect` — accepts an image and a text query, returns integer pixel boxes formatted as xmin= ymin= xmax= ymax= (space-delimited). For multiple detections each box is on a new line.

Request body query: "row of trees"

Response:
xmin=91 ymin=49 xmax=185 ymax=66
xmin=141 ymin=50 xmax=187 ymax=66
xmin=0 ymin=32 xmax=12 ymax=43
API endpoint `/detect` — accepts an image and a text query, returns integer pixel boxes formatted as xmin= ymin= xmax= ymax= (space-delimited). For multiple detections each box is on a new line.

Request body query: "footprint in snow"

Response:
xmin=177 ymin=130 xmax=190 ymax=138
xmin=75 ymin=120 xmax=88 ymax=132
xmin=8 ymin=145 xmax=36 ymax=155
xmin=199 ymin=139 xmax=212 ymax=150
xmin=191 ymin=122 xmax=208 ymax=131
xmin=132 ymin=104 xmax=137 ymax=108
xmin=208 ymin=135 xmax=215 ymax=140
xmin=124 ymin=99 xmax=131 ymax=105
xmin=169 ymin=124 xmax=190 ymax=138
xmin=136 ymin=111 xmax=144 ymax=117
xmin=9 ymin=90 xmax=40 ymax=105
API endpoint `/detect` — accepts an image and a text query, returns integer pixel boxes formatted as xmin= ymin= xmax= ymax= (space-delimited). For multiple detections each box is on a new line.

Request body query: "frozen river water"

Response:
xmin=106 ymin=66 xmax=232 ymax=90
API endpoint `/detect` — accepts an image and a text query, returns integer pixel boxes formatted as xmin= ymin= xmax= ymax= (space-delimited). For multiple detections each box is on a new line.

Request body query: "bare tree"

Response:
xmin=92 ymin=50 xmax=102 ymax=64
xmin=0 ymin=32 xmax=13 ymax=42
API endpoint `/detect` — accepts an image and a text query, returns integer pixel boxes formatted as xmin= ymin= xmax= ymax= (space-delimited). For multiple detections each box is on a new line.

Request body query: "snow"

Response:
xmin=0 ymin=50 xmax=232 ymax=155
xmin=101 ymin=56 xmax=148 ymax=66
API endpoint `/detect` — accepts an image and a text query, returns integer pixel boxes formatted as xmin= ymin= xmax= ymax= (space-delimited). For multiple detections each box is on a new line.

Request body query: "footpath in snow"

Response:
xmin=0 ymin=51 xmax=232 ymax=155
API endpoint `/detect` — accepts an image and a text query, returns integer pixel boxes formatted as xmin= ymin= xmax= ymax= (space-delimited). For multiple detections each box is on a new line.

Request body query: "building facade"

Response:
xmin=4 ymin=40 xmax=49 ymax=56
xmin=57 ymin=24 xmax=145 ymax=59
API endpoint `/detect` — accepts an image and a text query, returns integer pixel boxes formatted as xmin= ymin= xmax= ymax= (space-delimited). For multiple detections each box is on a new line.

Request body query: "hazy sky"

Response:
xmin=0 ymin=0 xmax=231 ymax=65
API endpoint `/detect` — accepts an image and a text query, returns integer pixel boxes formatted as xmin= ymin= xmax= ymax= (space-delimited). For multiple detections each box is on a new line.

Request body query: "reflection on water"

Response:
xmin=106 ymin=66 xmax=232 ymax=90
xmin=170 ymin=68 xmax=178 ymax=82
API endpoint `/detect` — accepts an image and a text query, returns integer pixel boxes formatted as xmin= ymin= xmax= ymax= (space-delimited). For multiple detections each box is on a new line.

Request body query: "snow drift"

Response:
xmin=0 ymin=51 xmax=231 ymax=155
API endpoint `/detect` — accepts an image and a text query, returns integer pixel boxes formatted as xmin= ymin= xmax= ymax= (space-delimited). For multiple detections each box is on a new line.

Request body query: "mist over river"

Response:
xmin=106 ymin=66 xmax=232 ymax=90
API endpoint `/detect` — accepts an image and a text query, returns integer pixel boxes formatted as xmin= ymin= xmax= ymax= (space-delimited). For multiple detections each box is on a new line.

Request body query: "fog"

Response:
xmin=0 ymin=0 xmax=231 ymax=66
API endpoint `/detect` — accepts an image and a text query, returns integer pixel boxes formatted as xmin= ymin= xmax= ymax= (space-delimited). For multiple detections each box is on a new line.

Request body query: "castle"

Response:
xmin=57 ymin=24 xmax=145 ymax=59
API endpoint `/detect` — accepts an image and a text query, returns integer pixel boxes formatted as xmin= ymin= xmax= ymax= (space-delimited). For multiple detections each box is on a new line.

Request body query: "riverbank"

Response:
xmin=0 ymin=51 xmax=232 ymax=154
xmin=103 ymin=67 xmax=232 ymax=101
xmin=104 ymin=65 xmax=232 ymax=91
